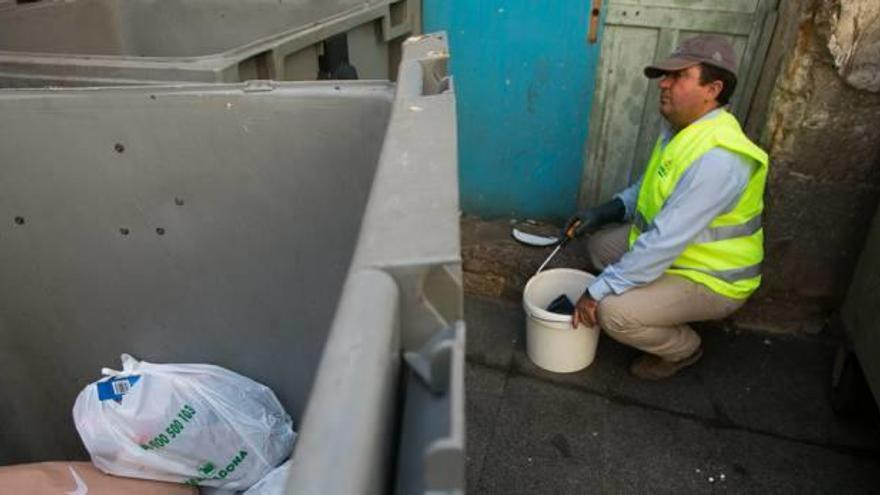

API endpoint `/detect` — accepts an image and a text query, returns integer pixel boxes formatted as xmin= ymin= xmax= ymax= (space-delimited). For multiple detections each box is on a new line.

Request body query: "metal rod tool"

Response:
xmin=535 ymin=219 xmax=582 ymax=275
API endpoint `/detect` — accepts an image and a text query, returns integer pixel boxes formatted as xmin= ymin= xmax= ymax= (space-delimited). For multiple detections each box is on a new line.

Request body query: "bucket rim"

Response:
xmin=522 ymin=268 xmax=595 ymax=323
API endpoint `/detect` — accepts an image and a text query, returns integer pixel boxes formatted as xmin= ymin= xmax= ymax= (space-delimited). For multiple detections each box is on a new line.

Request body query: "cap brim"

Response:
xmin=643 ymin=57 xmax=701 ymax=78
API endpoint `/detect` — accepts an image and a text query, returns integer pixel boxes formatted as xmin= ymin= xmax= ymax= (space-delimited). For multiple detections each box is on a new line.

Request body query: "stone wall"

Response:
xmin=736 ymin=0 xmax=880 ymax=333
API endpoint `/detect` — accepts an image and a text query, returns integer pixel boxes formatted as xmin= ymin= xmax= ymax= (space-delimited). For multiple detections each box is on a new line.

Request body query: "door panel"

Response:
xmin=425 ymin=1 xmax=604 ymax=219
xmin=608 ymin=0 xmax=760 ymax=14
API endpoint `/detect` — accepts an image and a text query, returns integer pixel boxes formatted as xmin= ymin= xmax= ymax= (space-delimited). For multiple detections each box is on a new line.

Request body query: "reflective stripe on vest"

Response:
xmin=634 ymin=211 xmax=652 ymax=233
xmin=670 ymin=262 xmax=762 ymax=283
xmin=634 ymin=211 xmax=762 ymax=245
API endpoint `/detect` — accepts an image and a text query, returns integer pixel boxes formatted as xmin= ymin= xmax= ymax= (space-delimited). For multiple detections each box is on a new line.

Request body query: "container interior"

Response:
xmin=0 ymin=82 xmax=393 ymax=464
xmin=0 ymin=0 xmax=373 ymax=57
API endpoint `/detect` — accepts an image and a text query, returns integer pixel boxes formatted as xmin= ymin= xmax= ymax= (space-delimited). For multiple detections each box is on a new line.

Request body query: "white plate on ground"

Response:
xmin=511 ymin=227 xmax=559 ymax=247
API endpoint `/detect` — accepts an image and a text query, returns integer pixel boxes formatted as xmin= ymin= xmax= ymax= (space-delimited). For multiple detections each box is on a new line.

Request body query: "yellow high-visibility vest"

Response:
xmin=629 ymin=110 xmax=769 ymax=299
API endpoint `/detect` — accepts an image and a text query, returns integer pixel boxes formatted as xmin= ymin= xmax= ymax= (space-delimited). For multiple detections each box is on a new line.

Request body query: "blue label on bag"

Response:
xmin=97 ymin=375 xmax=141 ymax=403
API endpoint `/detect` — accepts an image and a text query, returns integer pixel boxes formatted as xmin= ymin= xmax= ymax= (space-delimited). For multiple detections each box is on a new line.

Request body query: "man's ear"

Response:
xmin=709 ymin=79 xmax=723 ymax=101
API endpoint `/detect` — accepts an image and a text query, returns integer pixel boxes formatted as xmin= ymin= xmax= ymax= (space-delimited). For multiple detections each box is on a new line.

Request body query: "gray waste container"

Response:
xmin=0 ymin=0 xmax=420 ymax=87
xmin=836 ymin=200 xmax=880 ymax=412
xmin=0 ymin=33 xmax=462 ymax=494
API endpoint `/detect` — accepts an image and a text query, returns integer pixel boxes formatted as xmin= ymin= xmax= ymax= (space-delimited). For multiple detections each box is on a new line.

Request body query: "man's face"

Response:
xmin=657 ymin=65 xmax=719 ymax=128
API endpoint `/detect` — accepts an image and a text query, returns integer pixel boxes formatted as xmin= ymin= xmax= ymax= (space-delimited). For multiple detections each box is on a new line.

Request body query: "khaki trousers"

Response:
xmin=586 ymin=224 xmax=746 ymax=361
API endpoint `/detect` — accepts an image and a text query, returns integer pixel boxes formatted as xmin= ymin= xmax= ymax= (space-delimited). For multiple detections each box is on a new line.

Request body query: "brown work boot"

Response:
xmin=629 ymin=348 xmax=703 ymax=380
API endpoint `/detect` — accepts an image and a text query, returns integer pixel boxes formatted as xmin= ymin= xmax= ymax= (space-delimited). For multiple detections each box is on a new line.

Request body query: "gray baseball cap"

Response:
xmin=644 ymin=35 xmax=738 ymax=78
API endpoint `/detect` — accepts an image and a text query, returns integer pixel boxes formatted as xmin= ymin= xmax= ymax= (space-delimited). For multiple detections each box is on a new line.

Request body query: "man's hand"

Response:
xmin=561 ymin=209 xmax=598 ymax=240
xmin=572 ymin=294 xmax=598 ymax=328
xmin=560 ymin=198 xmax=626 ymax=241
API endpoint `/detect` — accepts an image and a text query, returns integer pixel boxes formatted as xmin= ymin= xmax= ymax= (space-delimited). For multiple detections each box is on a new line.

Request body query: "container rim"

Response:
xmin=522 ymin=268 xmax=595 ymax=323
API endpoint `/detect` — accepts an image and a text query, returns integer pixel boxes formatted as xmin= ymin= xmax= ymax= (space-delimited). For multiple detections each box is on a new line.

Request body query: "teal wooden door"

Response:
xmin=424 ymin=1 xmax=605 ymax=220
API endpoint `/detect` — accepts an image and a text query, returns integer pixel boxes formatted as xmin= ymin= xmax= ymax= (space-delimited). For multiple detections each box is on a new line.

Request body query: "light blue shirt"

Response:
xmin=587 ymin=108 xmax=755 ymax=301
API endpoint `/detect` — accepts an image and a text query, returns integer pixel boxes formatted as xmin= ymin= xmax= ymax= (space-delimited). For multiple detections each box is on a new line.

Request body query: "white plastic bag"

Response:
xmin=73 ymin=354 xmax=295 ymax=490
xmin=243 ymin=459 xmax=292 ymax=495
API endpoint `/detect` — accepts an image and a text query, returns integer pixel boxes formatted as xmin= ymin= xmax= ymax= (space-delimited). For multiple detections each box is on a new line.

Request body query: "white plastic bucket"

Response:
xmin=522 ymin=268 xmax=600 ymax=373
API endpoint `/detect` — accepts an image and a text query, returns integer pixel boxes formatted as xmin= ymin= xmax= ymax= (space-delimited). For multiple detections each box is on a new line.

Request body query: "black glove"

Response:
xmin=561 ymin=197 xmax=626 ymax=240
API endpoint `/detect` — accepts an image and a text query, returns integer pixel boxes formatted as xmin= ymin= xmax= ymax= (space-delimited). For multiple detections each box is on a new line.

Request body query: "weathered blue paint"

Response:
xmin=424 ymin=1 xmax=603 ymax=220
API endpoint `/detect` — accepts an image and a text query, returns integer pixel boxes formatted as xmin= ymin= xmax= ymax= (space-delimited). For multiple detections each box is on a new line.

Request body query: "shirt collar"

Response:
xmin=660 ymin=107 xmax=725 ymax=144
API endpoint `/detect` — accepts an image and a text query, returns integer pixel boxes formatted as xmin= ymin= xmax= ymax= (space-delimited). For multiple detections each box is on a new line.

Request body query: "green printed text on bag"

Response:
xmin=140 ymin=405 xmax=197 ymax=451
xmin=185 ymin=450 xmax=250 ymax=486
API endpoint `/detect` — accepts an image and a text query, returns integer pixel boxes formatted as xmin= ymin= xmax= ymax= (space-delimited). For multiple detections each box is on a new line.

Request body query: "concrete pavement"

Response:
xmin=465 ymin=294 xmax=880 ymax=493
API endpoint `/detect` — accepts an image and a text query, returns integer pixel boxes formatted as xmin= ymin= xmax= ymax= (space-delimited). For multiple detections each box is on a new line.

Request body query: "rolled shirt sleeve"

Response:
xmin=613 ymin=179 xmax=642 ymax=223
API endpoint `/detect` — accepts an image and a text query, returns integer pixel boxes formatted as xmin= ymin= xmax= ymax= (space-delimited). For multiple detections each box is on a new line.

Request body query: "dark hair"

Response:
xmin=698 ymin=63 xmax=737 ymax=105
